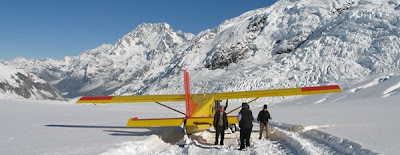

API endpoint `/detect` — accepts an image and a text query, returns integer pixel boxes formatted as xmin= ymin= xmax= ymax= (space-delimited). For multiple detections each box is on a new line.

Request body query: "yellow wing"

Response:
xmin=214 ymin=85 xmax=341 ymax=100
xmin=76 ymin=94 xmax=186 ymax=104
xmin=76 ymin=85 xmax=341 ymax=103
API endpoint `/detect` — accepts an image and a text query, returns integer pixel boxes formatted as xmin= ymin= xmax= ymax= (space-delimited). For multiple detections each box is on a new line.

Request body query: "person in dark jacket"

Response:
xmin=213 ymin=105 xmax=228 ymax=145
xmin=257 ymin=104 xmax=272 ymax=139
xmin=238 ymin=102 xmax=253 ymax=150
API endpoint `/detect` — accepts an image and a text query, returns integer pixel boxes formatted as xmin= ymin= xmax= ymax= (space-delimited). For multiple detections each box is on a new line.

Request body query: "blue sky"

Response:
xmin=0 ymin=0 xmax=276 ymax=60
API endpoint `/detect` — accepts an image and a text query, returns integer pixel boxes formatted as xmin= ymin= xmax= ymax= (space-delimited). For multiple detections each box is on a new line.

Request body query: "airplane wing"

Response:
xmin=214 ymin=85 xmax=341 ymax=100
xmin=76 ymin=94 xmax=186 ymax=104
xmin=77 ymin=85 xmax=340 ymax=103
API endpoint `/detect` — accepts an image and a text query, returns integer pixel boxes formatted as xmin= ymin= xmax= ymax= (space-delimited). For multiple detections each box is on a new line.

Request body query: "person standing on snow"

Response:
xmin=213 ymin=105 xmax=228 ymax=145
xmin=238 ymin=102 xmax=253 ymax=150
xmin=257 ymin=104 xmax=272 ymax=139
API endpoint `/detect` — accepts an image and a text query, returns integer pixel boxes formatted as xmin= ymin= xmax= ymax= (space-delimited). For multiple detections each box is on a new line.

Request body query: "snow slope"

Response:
xmin=7 ymin=0 xmax=400 ymax=99
xmin=0 ymin=62 xmax=63 ymax=100
xmin=1 ymin=73 xmax=399 ymax=154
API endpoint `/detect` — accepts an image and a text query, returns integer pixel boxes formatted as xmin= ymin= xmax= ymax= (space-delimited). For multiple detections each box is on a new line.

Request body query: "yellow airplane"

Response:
xmin=77 ymin=70 xmax=341 ymax=134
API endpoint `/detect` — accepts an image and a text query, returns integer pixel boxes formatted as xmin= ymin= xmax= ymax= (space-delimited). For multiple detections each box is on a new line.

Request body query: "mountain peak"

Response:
xmin=129 ymin=23 xmax=174 ymax=38
xmin=137 ymin=22 xmax=171 ymax=30
xmin=110 ymin=22 xmax=194 ymax=56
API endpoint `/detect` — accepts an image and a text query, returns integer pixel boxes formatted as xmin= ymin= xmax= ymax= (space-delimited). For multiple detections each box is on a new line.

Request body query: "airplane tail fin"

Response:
xmin=184 ymin=70 xmax=193 ymax=117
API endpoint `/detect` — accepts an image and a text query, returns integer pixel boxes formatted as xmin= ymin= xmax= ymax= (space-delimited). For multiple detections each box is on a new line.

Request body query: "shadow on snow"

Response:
xmin=45 ymin=124 xmax=185 ymax=144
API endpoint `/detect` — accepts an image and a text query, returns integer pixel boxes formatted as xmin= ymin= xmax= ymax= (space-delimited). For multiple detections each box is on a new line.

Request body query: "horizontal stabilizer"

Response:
xmin=77 ymin=95 xmax=186 ymax=104
xmin=186 ymin=116 xmax=239 ymax=126
xmin=126 ymin=117 xmax=184 ymax=127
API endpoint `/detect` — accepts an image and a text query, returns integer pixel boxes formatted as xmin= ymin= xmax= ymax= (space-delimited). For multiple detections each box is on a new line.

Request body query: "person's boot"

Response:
xmin=214 ymin=141 xmax=218 ymax=145
xmin=259 ymin=136 xmax=261 ymax=140
xmin=220 ymin=141 xmax=224 ymax=145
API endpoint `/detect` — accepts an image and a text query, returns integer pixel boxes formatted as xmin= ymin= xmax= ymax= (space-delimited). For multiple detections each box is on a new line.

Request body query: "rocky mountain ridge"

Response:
xmin=0 ymin=62 xmax=64 ymax=100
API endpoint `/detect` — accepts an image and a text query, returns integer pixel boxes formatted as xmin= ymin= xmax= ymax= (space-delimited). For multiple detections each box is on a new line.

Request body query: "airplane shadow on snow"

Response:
xmin=45 ymin=124 xmax=185 ymax=144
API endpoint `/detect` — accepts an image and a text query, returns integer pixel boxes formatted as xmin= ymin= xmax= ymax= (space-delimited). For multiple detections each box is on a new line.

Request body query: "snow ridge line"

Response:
xmin=383 ymin=81 xmax=400 ymax=97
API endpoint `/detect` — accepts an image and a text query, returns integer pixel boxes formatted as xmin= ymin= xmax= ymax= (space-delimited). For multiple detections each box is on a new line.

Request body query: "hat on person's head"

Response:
xmin=263 ymin=104 xmax=268 ymax=109
xmin=242 ymin=102 xmax=248 ymax=107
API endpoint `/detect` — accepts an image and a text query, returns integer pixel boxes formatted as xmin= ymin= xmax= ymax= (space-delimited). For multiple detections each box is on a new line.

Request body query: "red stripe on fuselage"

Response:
xmin=79 ymin=96 xmax=114 ymax=100
xmin=301 ymin=85 xmax=340 ymax=91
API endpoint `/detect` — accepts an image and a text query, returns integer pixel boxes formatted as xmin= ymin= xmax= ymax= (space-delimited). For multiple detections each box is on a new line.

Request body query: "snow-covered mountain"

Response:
xmin=7 ymin=0 xmax=400 ymax=99
xmin=7 ymin=23 xmax=195 ymax=98
xmin=0 ymin=62 xmax=64 ymax=100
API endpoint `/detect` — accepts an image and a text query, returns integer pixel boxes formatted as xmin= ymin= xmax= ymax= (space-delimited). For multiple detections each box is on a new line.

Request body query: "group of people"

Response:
xmin=213 ymin=102 xmax=272 ymax=150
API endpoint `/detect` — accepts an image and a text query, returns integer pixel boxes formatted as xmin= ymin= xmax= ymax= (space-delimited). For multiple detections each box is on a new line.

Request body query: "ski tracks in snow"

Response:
xmin=269 ymin=122 xmax=376 ymax=155
xmin=100 ymin=122 xmax=376 ymax=155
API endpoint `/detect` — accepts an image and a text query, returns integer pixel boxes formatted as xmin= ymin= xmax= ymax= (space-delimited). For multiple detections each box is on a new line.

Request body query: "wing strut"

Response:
xmin=227 ymin=97 xmax=260 ymax=114
xmin=155 ymin=102 xmax=186 ymax=116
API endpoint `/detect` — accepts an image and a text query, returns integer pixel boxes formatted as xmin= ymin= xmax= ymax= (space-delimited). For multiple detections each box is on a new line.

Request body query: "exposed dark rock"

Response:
xmin=0 ymin=73 xmax=64 ymax=100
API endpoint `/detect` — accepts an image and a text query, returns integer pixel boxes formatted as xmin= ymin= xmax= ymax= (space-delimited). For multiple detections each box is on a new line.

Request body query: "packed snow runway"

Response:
xmin=97 ymin=123 xmax=375 ymax=155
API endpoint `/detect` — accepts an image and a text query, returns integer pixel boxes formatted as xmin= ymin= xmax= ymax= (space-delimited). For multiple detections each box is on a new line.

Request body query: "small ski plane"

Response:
xmin=77 ymin=70 xmax=341 ymax=134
